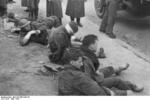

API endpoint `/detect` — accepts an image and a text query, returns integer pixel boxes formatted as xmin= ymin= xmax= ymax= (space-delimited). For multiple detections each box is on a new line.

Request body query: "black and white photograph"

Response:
xmin=0 ymin=0 xmax=150 ymax=97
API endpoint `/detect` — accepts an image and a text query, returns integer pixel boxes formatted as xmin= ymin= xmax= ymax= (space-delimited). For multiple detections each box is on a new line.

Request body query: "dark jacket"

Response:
xmin=19 ymin=18 xmax=56 ymax=46
xmin=82 ymin=56 xmax=104 ymax=84
xmin=80 ymin=45 xmax=100 ymax=70
xmin=28 ymin=0 xmax=40 ymax=10
xmin=58 ymin=64 xmax=107 ymax=95
xmin=66 ymin=0 xmax=85 ymax=18
xmin=0 ymin=0 xmax=8 ymax=8
xmin=48 ymin=26 xmax=71 ymax=63
xmin=21 ymin=0 xmax=29 ymax=7
xmin=46 ymin=0 xmax=63 ymax=18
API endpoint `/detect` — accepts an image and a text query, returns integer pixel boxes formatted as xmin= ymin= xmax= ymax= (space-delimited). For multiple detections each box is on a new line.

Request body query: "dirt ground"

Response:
xmin=0 ymin=0 xmax=150 ymax=95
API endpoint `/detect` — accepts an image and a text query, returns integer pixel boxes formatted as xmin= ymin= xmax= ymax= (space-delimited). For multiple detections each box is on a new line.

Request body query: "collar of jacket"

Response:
xmin=63 ymin=64 xmax=83 ymax=72
xmin=80 ymin=45 xmax=100 ymax=70
xmin=80 ymin=45 xmax=95 ymax=55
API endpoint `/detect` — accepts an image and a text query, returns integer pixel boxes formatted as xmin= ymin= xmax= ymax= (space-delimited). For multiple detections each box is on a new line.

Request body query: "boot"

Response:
xmin=115 ymin=63 xmax=130 ymax=75
xmin=106 ymin=32 xmax=116 ymax=39
xmin=77 ymin=18 xmax=83 ymax=27
xmin=71 ymin=17 xmax=74 ymax=21
xmin=98 ymin=48 xmax=106 ymax=58
xmin=131 ymin=84 xmax=144 ymax=92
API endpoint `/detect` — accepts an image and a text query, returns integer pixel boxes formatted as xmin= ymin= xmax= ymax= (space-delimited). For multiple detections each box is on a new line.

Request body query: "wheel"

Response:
xmin=94 ymin=0 xmax=105 ymax=19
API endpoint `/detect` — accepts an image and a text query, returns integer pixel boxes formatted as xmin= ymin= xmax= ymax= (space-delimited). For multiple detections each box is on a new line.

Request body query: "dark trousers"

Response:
xmin=29 ymin=8 xmax=39 ymax=21
xmin=100 ymin=0 xmax=119 ymax=34
xmin=0 ymin=6 xmax=7 ymax=17
xmin=99 ymin=66 xmax=115 ymax=78
xmin=70 ymin=17 xmax=80 ymax=23
xmin=101 ymin=77 xmax=134 ymax=91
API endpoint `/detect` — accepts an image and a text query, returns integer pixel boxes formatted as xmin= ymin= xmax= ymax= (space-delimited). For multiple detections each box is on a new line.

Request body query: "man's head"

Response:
xmin=65 ymin=21 xmax=78 ymax=35
xmin=7 ymin=12 xmax=15 ymax=19
xmin=46 ymin=16 xmax=61 ymax=28
xmin=18 ymin=19 xmax=31 ymax=31
xmin=82 ymin=35 xmax=98 ymax=52
xmin=64 ymin=48 xmax=84 ymax=69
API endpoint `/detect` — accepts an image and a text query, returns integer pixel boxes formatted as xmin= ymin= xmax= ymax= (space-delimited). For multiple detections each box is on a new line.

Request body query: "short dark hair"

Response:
xmin=61 ymin=47 xmax=84 ymax=64
xmin=82 ymin=35 xmax=98 ymax=47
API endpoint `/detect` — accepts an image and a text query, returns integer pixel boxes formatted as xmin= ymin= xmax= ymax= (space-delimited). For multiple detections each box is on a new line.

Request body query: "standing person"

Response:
xmin=21 ymin=0 xmax=29 ymax=12
xmin=28 ymin=0 xmax=40 ymax=21
xmin=66 ymin=0 xmax=86 ymax=27
xmin=99 ymin=0 xmax=122 ymax=39
xmin=46 ymin=0 xmax=63 ymax=24
xmin=0 ymin=0 xmax=8 ymax=17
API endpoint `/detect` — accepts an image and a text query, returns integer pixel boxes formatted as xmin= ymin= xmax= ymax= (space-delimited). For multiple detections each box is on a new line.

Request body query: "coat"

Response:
xmin=66 ymin=0 xmax=85 ymax=18
xmin=46 ymin=0 xmax=63 ymax=18
xmin=28 ymin=0 xmax=40 ymax=10
xmin=58 ymin=64 xmax=107 ymax=95
xmin=21 ymin=0 xmax=28 ymax=7
xmin=0 ymin=0 xmax=8 ymax=8
xmin=48 ymin=26 xmax=71 ymax=63
xmin=80 ymin=46 xmax=100 ymax=70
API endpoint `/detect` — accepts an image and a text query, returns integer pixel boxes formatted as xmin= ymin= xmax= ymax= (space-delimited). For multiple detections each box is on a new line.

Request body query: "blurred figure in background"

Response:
xmin=28 ymin=0 xmax=40 ymax=21
xmin=66 ymin=0 xmax=87 ymax=27
xmin=46 ymin=0 xmax=63 ymax=24
xmin=0 ymin=0 xmax=8 ymax=17
xmin=21 ymin=0 xmax=29 ymax=12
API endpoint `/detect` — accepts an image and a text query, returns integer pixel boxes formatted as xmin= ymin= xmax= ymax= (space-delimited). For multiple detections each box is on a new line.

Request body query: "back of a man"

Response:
xmin=48 ymin=21 xmax=78 ymax=64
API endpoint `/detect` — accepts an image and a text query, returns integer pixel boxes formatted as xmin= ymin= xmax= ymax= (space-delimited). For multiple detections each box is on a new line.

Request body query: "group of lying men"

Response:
xmin=7 ymin=12 xmax=144 ymax=96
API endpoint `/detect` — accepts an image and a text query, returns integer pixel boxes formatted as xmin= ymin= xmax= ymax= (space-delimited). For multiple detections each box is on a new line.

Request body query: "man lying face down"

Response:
xmin=7 ymin=12 xmax=61 ymax=46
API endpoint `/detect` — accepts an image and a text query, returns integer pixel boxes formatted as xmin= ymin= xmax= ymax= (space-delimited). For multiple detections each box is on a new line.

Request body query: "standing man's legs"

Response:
xmin=35 ymin=8 xmax=39 ymax=20
xmin=70 ymin=17 xmax=74 ymax=21
xmin=100 ymin=0 xmax=118 ymax=38
xmin=105 ymin=1 xmax=118 ymax=38
xmin=77 ymin=18 xmax=83 ymax=27
xmin=99 ymin=3 xmax=108 ymax=33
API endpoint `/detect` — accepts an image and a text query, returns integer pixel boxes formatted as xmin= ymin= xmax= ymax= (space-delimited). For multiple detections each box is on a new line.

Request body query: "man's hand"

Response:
xmin=96 ymin=48 xmax=106 ymax=58
xmin=104 ymin=88 xmax=116 ymax=96
xmin=35 ymin=30 xmax=41 ymax=35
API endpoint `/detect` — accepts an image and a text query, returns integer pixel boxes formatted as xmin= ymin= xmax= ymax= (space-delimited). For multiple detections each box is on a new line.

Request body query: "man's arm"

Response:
xmin=73 ymin=73 xmax=107 ymax=95
xmin=19 ymin=30 xmax=40 ymax=46
xmin=71 ymin=36 xmax=82 ymax=47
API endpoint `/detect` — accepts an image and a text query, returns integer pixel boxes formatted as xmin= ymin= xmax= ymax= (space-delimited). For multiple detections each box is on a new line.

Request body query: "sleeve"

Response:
xmin=83 ymin=57 xmax=104 ymax=83
xmin=50 ymin=33 xmax=66 ymax=62
xmin=73 ymin=73 xmax=107 ymax=95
